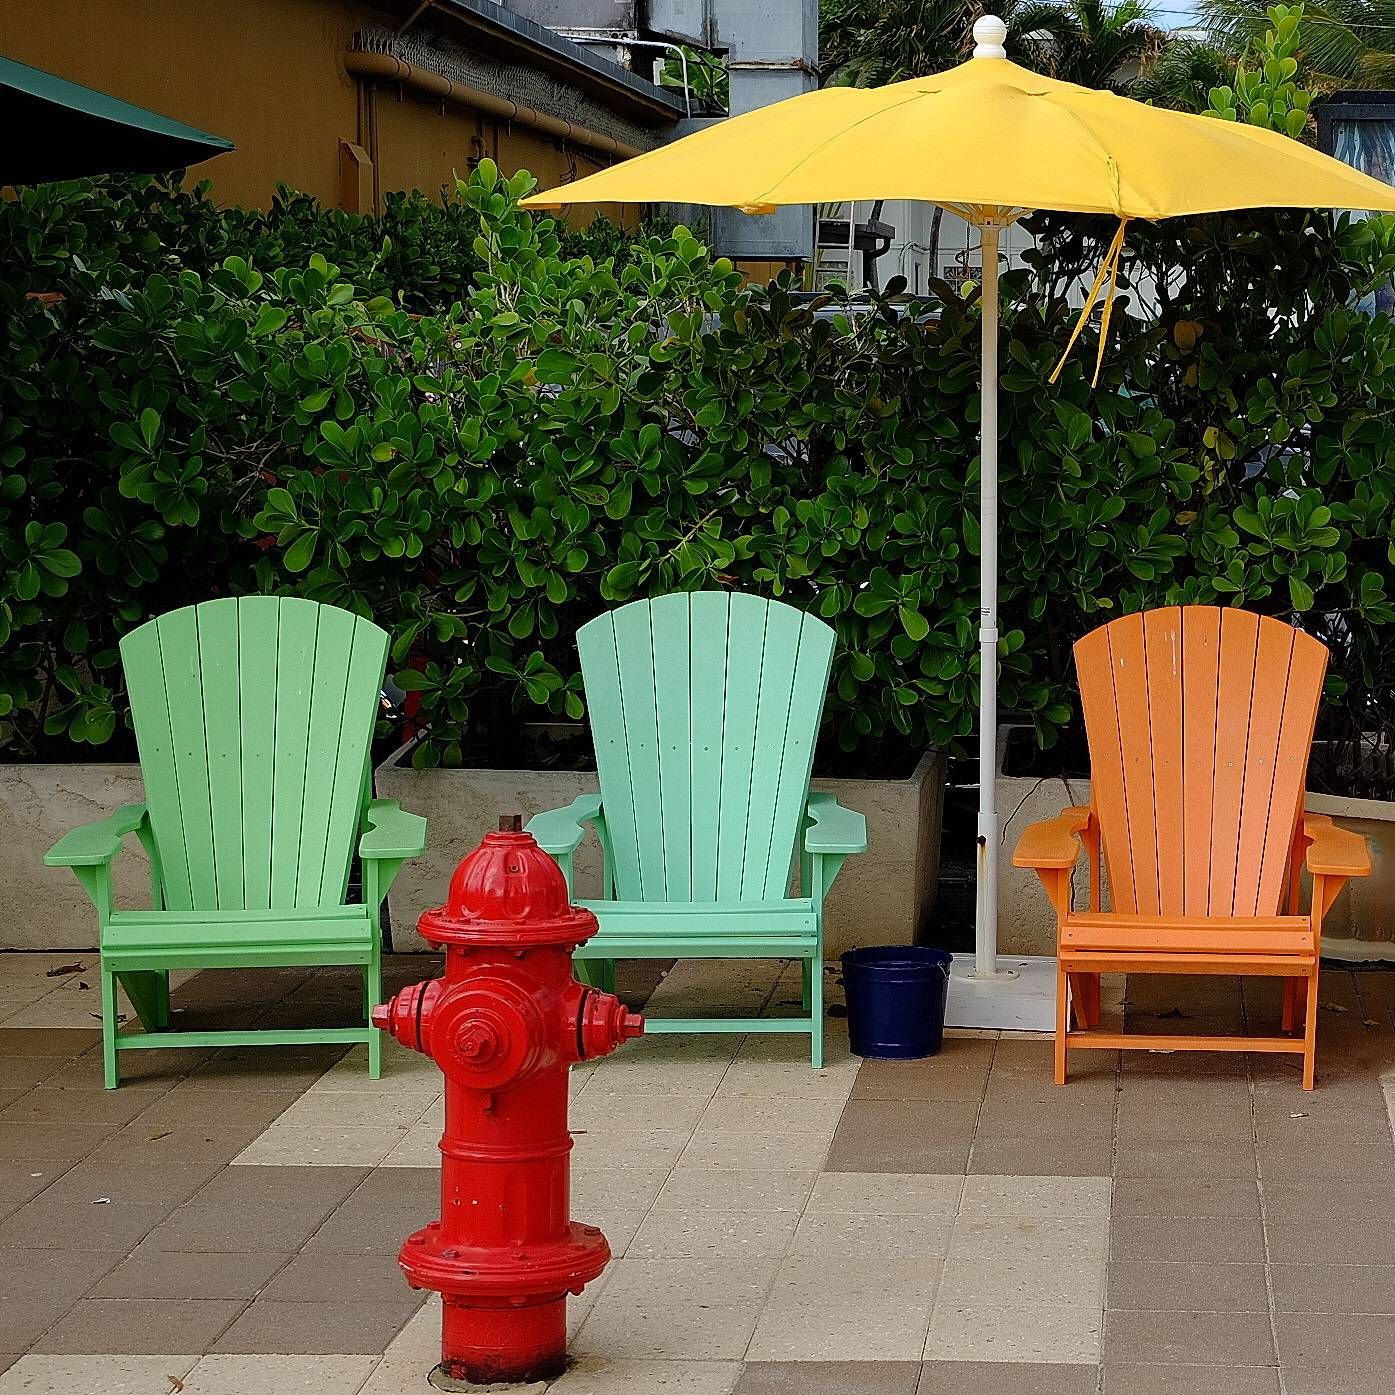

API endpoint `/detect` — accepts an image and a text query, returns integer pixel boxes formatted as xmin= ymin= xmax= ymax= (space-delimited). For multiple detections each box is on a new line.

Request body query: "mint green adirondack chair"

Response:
xmin=45 ymin=597 xmax=426 ymax=1088
xmin=527 ymin=592 xmax=866 ymax=1067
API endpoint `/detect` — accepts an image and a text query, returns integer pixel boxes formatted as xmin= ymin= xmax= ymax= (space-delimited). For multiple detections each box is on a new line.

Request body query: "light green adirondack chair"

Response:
xmin=45 ymin=597 xmax=426 ymax=1087
xmin=527 ymin=591 xmax=866 ymax=1067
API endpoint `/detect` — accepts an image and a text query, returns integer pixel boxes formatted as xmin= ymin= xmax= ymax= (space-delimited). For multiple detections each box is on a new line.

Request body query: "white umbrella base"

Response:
xmin=944 ymin=953 xmax=1057 ymax=1032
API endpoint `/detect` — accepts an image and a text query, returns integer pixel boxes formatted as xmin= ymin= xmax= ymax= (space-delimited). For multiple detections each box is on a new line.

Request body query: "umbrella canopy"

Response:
xmin=522 ymin=25 xmax=1395 ymax=220
xmin=522 ymin=15 xmax=1395 ymax=1001
xmin=0 ymin=53 xmax=232 ymax=184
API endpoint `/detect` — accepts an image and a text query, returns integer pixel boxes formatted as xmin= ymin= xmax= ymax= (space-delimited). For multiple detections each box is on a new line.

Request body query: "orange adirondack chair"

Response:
xmin=1014 ymin=606 xmax=1370 ymax=1089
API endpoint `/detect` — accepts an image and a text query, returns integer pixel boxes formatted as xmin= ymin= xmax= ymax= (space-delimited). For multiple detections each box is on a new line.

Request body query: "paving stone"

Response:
xmin=0 ymin=1086 xmax=155 ymax=1127
xmin=0 ymin=1121 xmax=115 ymax=1163
xmin=181 ymin=1353 xmax=378 ymax=1394
xmin=0 ymin=1059 xmax=66 ymax=1091
xmin=806 ymin=1172 xmax=962 ymax=1215
xmin=1256 ymin=1141 xmax=1395 ymax=1181
xmin=735 ymin=1362 xmax=919 ymax=1394
xmin=0 ymin=1029 xmax=100 ymax=1058
xmin=1268 ymin=1262 xmax=1395 ymax=1314
xmin=1107 ymin=1260 xmax=1268 ymax=1312
xmin=654 ymin=1167 xmax=815 ymax=1214
xmin=130 ymin=1087 xmax=303 ymax=1127
xmin=1104 ymin=1309 xmax=1275 ymax=1367
xmin=258 ymin=1249 xmax=413 ymax=1305
xmin=750 ymin=1254 xmax=936 ymax=1362
xmin=629 ymin=1207 xmax=799 ymax=1261
xmin=94 ymin=1119 xmax=270 ymax=1168
xmin=1102 ymin=1364 xmax=1278 ymax=1394
xmin=0 ymin=1295 xmax=85 ymax=1353
xmin=924 ymin=1302 xmax=1102 ymax=1364
xmin=34 ymin=1297 xmax=245 ymax=1355
xmin=212 ymin=1298 xmax=422 ymax=1355
xmin=0 ymin=1196 xmax=172 ymax=1252
xmin=1264 ymin=1213 xmax=1395 ymax=1265
xmin=549 ymin=1357 xmax=742 ymax=1395
xmin=92 ymin=1249 xmax=287 ymax=1300
xmin=578 ymin=1257 xmax=777 ymax=1361
xmin=0 ymin=1355 xmax=201 ymax=1395
xmin=851 ymin=1059 xmax=990 ymax=1102
xmin=1283 ymin=1369 xmax=1395 ymax=1395
xmin=966 ymin=1134 xmax=1114 ymax=1177
xmin=1112 ymin=1139 xmax=1256 ymax=1179
xmin=1272 ymin=1310 xmax=1395 ymax=1370
xmin=958 ymin=1175 xmax=1110 ymax=1217
xmin=825 ymin=1100 xmax=973 ymax=1173
xmin=1109 ymin=1214 xmax=1265 ymax=1265
xmin=1109 ymin=1176 xmax=1259 ymax=1217
xmin=917 ymin=1362 xmax=1099 ymax=1394
xmin=304 ymin=1166 xmax=437 ymax=1252
xmin=143 ymin=1165 xmax=367 ymax=1253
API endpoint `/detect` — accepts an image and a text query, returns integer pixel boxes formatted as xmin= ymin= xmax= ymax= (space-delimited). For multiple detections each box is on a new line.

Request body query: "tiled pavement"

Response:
xmin=1 ymin=954 xmax=1395 ymax=1392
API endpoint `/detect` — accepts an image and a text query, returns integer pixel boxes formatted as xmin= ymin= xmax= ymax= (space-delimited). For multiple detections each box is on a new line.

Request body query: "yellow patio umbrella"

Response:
xmin=523 ymin=15 xmax=1395 ymax=1007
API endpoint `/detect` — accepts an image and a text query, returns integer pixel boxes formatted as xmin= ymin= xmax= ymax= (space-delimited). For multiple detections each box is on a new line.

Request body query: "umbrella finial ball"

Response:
xmin=973 ymin=15 xmax=1008 ymax=58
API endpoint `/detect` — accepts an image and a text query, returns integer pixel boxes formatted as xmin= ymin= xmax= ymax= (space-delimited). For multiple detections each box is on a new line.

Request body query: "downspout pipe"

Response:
xmin=343 ymin=50 xmax=646 ymax=162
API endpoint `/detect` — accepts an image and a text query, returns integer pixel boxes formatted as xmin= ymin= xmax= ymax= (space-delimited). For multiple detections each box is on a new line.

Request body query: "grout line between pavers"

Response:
xmin=1247 ymin=972 xmax=1288 ymax=1395
xmin=1096 ymin=1010 xmax=1123 ymax=1395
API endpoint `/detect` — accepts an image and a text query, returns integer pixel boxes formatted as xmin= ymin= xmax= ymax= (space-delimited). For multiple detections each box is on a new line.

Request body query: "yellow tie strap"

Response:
xmin=1049 ymin=217 xmax=1130 ymax=387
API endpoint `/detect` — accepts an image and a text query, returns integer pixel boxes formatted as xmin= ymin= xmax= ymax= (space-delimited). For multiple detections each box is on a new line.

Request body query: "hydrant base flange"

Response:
xmin=400 ymin=1221 xmax=610 ymax=1300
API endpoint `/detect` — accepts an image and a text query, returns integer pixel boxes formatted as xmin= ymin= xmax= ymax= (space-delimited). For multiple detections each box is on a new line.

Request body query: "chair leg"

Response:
xmin=577 ymin=960 xmax=615 ymax=993
xmin=1068 ymin=973 xmax=1097 ymax=1030
xmin=154 ymin=971 xmax=171 ymax=1029
xmin=810 ymin=955 xmax=824 ymax=1070
xmin=366 ymin=950 xmax=384 ymax=1080
xmin=1055 ymin=961 xmax=1069 ymax=1086
xmin=1282 ymin=978 xmax=1299 ymax=1034
xmin=100 ymin=968 xmax=119 ymax=1090
xmin=801 ymin=959 xmax=813 ymax=1012
xmin=1302 ymin=965 xmax=1320 ymax=1091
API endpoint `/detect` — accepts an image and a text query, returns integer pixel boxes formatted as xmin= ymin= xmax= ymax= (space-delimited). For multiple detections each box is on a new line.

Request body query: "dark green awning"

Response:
xmin=1 ymin=54 xmax=233 ymax=184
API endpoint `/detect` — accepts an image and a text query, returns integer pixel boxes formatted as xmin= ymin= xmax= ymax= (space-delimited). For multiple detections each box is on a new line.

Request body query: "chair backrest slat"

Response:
xmin=1074 ymin=605 xmax=1327 ymax=919
xmin=122 ymin=597 xmax=388 ymax=912
xmin=578 ymin=591 xmax=835 ymax=904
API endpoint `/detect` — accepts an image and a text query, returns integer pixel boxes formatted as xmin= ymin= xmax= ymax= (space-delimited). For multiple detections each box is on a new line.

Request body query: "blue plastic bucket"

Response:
xmin=841 ymin=946 xmax=954 ymax=1059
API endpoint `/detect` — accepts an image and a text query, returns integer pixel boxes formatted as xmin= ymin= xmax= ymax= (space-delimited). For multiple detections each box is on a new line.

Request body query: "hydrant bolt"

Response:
xmin=372 ymin=820 xmax=643 ymax=1386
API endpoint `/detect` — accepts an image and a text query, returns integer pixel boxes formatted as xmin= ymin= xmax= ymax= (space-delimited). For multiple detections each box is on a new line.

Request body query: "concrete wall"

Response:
xmin=0 ymin=0 xmax=640 ymax=213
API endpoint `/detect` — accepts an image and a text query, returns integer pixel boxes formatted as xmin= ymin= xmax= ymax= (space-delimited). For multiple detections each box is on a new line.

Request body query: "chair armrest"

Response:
xmin=358 ymin=799 xmax=427 ymax=860
xmin=45 ymin=804 xmax=149 ymax=867
xmin=1303 ymin=812 xmax=1371 ymax=879
xmin=527 ymin=795 xmax=604 ymax=856
xmin=1012 ymin=806 xmax=1093 ymax=870
xmin=805 ymin=793 xmax=868 ymax=855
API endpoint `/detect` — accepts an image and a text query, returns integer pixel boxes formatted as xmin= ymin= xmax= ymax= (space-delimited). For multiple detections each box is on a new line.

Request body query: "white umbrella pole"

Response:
xmin=975 ymin=220 xmax=1001 ymax=978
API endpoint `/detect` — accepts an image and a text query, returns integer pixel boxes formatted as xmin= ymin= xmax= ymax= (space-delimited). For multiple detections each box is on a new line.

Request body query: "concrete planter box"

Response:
xmin=374 ymin=744 xmax=946 ymax=957
xmin=0 ymin=762 xmax=147 ymax=950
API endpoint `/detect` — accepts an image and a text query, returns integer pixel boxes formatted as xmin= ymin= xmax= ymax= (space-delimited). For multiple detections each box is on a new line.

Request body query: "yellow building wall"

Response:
xmin=0 ymin=0 xmax=637 ymax=215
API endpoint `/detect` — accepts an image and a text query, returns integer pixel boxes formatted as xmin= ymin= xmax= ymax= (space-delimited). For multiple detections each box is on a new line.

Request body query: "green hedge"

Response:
xmin=4 ymin=163 xmax=1395 ymax=793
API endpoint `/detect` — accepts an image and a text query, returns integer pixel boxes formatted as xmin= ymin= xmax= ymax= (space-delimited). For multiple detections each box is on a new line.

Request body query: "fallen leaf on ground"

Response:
xmin=44 ymin=962 xmax=86 ymax=978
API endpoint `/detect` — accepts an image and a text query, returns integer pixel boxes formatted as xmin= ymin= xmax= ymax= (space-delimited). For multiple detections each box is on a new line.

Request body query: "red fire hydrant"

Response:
xmin=372 ymin=816 xmax=643 ymax=1386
